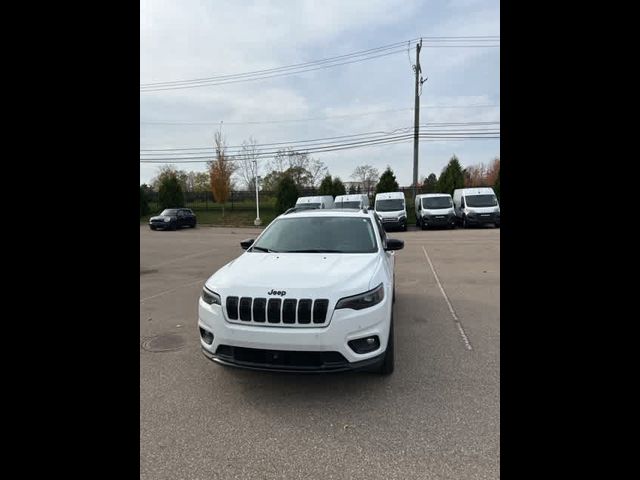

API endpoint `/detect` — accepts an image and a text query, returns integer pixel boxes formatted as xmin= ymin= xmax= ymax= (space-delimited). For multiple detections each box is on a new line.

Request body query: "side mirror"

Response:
xmin=240 ymin=238 xmax=255 ymax=250
xmin=385 ymin=238 xmax=404 ymax=251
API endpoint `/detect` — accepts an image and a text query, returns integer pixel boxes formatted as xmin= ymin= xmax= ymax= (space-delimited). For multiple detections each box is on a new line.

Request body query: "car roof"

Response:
xmin=416 ymin=193 xmax=451 ymax=198
xmin=374 ymin=192 xmax=405 ymax=199
xmin=295 ymin=196 xmax=332 ymax=203
xmin=455 ymin=187 xmax=495 ymax=195
xmin=279 ymin=208 xmax=372 ymax=219
xmin=335 ymin=194 xmax=365 ymax=201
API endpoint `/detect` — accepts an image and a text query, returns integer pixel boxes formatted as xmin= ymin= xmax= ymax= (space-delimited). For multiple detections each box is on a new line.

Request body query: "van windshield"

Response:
xmin=375 ymin=199 xmax=405 ymax=212
xmin=465 ymin=194 xmax=498 ymax=207
xmin=336 ymin=201 xmax=361 ymax=209
xmin=422 ymin=197 xmax=452 ymax=209
xmin=295 ymin=203 xmax=321 ymax=210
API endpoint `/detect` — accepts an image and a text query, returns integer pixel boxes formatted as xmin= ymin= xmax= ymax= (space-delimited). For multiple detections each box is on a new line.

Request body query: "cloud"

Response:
xmin=140 ymin=0 xmax=499 ymax=185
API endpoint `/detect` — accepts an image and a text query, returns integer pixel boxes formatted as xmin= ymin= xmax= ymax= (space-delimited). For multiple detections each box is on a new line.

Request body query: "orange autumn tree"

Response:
xmin=463 ymin=158 xmax=500 ymax=187
xmin=209 ymin=131 xmax=236 ymax=218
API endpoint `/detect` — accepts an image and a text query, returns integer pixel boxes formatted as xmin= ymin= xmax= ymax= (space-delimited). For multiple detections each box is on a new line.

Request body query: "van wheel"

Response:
xmin=462 ymin=216 xmax=467 ymax=229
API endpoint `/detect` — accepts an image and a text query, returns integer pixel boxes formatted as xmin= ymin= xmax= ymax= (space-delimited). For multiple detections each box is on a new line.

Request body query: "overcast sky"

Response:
xmin=140 ymin=0 xmax=499 ymax=187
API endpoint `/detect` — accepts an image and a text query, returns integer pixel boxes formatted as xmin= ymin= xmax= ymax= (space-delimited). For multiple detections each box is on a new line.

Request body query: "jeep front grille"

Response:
xmin=225 ymin=296 xmax=330 ymax=327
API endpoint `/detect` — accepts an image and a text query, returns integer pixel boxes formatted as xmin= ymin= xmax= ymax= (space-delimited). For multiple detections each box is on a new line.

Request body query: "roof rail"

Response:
xmin=283 ymin=206 xmax=316 ymax=214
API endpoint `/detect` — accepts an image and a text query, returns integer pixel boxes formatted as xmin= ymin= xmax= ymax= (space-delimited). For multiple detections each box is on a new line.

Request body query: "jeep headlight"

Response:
xmin=201 ymin=288 xmax=221 ymax=305
xmin=164 ymin=217 xmax=171 ymax=222
xmin=336 ymin=283 xmax=384 ymax=310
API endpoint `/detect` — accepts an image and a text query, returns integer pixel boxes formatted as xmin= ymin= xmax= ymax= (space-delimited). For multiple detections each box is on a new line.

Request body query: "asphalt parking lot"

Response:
xmin=140 ymin=224 xmax=500 ymax=480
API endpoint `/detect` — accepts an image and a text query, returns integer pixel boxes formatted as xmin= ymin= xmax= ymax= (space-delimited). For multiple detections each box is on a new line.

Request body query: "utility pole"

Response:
xmin=253 ymin=160 xmax=261 ymax=226
xmin=412 ymin=38 xmax=425 ymax=202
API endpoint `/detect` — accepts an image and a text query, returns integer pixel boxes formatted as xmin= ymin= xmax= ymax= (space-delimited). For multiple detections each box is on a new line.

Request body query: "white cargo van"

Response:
xmin=452 ymin=187 xmax=500 ymax=228
xmin=334 ymin=194 xmax=369 ymax=209
xmin=414 ymin=193 xmax=456 ymax=230
xmin=374 ymin=191 xmax=407 ymax=231
xmin=295 ymin=195 xmax=335 ymax=210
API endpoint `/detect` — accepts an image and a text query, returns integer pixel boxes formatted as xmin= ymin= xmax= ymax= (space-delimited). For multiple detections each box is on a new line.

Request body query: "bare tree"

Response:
xmin=351 ymin=164 xmax=380 ymax=196
xmin=236 ymin=137 xmax=260 ymax=191
xmin=463 ymin=158 xmax=500 ymax=187
xmin=485 ymin=157 xmax=500 ymax=185
xmin=307 ymin=158 xmax=328 ymax=187
xmin=270 ymin=149 xmax=289 ymax=174
xmin=270 ymin=148 xmax=328 ymax=188
xmin=209 ymin=131 xmax=237 ymax=217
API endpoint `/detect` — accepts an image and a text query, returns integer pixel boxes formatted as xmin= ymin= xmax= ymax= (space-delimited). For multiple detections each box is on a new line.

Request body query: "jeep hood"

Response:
xmin=205 ymin=252 xmax=382 ymax=297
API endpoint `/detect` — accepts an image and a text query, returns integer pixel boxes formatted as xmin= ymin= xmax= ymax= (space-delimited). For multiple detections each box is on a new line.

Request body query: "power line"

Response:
xmin=139 ymin=133 xmax=500 ymax=163
xmin=139 ymin=131 xmax=500 ymax=157
xmin=140 ymin=36 xmax=499 ymax=91
xmin=141 ymin=40 xmax=418 ymax=87
xmin=140 ymin=48 xmax=412 ymax=91
xmin=139 ymin=104 xmax=500 ymax=126
xmin=141 ymin=36 xmax=498 ymax=87
xmin=140 ymin=123 xmax=500 ymax=153
xmin=139 ymin=136 xmax=500 ymax=164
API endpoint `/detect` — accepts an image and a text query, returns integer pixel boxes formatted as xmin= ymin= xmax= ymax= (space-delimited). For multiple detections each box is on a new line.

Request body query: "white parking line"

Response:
xmin=140 ymin=278 xmax=206 ymax=304
xmin=421 ymin=246 xmax=473 ymax=351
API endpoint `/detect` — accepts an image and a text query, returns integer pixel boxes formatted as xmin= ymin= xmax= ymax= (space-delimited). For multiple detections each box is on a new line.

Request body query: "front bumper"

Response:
xmin=466 ymin=213 xmax=500 ymax=225
xmin=198 ymin=294 xmax=392 ymax=371
xmin=201 ymin=346 xmax=384 ymax=373
xmin=380 ymin=218 xmax=406 ymax=229
xmin=149 ymin=221 xmax=173 ymax=229
xmin=423 ymin=215 xmax=456 ymax=227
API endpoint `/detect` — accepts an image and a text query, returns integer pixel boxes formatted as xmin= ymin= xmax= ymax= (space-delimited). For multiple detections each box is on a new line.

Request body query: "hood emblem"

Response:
xmin=268 ymin=289 xmax=286 ymax=296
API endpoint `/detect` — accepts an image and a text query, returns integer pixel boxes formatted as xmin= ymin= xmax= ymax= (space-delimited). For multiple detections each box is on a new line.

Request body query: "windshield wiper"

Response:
xmin=251 ymin=246 xmax=278 ymax=253
xmin=282 ymin=249 xmax=343 ymax=253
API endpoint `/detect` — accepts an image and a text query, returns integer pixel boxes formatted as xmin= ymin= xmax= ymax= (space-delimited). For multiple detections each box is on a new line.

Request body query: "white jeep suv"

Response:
xmin=198 ymin=208 xmax=404 ymax=374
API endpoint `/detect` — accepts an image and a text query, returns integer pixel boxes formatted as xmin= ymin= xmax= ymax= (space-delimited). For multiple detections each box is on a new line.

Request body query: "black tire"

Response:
xmin=376 ymin=317 xmax=394 ymax=375
xmin=191 ymin=222 xmax=197 ymax=228
xmin=149 ymin=225 xmax=156 ymax=231
xmin=171 ymin=223 xmax=178 ymax=231
xmin=402 ymin=223 xmax=407 ymax=232
xmin=420 ymin=218 xmax=426 ymax=230
xmin=462 ymin=216 xmax=467 ymax=229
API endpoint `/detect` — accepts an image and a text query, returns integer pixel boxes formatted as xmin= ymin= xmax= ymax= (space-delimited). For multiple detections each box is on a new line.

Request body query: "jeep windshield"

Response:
xmin=160 ymin=209 xmax=178 ymax=216
xmin=465 ymin=195 xmax=498 ymax=207
xmin=335 ymin=201 xmax=361 ymax=209
xmin=251 ymin=217 xmax=378 ymax=253
xmin=422 ymin=197 xmax=452 ymax=209
xmin=375 ymin=199 xmax=404 ymax=212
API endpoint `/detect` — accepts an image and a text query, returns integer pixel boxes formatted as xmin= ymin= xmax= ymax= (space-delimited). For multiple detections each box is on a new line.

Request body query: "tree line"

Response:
xmin=140 ymin=130 xmax=500 ymax=217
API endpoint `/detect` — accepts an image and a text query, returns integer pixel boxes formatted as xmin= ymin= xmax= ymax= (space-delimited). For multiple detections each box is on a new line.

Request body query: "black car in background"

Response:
xmin=149 ymin=208 xmax=197 ymax=230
